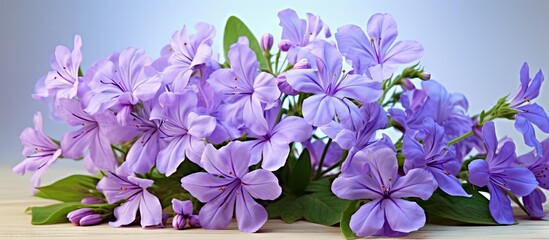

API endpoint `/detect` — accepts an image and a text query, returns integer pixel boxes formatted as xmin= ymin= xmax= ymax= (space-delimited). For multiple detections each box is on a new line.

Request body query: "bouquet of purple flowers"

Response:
xmin=14 ymin=8 xmax=549 ymax=238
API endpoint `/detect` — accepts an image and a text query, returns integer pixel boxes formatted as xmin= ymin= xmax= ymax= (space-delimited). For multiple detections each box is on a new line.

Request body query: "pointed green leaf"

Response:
xmin=223 ymin=16 xmax=268 ymax=70
xmin=413 ymin=184 xmax=498 ymax=225
xmin=266 ymin=195 xmax=303 ymax=223
xmin=30 ymin=202 xmax=83 ymax=225
xmin=298 ymin=192 xmax=350 ymax=226
xmin=34 ymin=175 xmax=101 ymax=202
xmin=287 ymin=149 xmax=312 ymax=193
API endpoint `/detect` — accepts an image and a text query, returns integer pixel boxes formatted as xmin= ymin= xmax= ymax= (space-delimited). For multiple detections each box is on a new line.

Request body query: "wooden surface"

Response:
xmin=1 ymin=167 xmax=548 ymax=239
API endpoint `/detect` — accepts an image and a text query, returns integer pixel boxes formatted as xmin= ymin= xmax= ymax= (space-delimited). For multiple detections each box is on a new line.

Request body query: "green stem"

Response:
xmin=378 ymin=76 xmax=403 ymax=105
xmin=315 ymin=138 xmax=333 ymax=179
xmin=319 ymin=150 xmax=348 ymax=176
xmin=448 ymin=130 xmax=473 ymax=146
xmin=111 ymin=144 xmax=126 ymax=154
xmin=274 ymin=50 xmax=281 ymax=74
xmin=276 ymin=95 xmax=289 ymax=123
xmin=277 ymin=57 xmax=288 ymax=74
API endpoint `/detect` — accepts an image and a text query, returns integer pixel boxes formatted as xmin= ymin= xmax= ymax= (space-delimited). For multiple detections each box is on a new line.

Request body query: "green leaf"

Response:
xmin=34 ymin=175 xmax=100 ymax=202
xmin=287 ymin=149 xmax=312 ymax=193
xmin=223 ymin=16 xmax=268 ymax=70
xmin=340 ymin=200 xmax=360 ymax=240
xmin=266 ymin=195 xmax=303 ymax=223
xmin=414 ymin=184 xmax=498 ymax=225
xmin=304 ymin=178 xmax=331 ymax=193
xmin=30 ymin=202 xmax=83 ymax=225
xmin=298 ymin=192 xmax=350 ymax=226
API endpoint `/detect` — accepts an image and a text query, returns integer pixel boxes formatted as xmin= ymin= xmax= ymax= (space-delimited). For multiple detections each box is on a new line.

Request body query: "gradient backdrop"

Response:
xmin=1 ymin=0 xmax=548 ymax=172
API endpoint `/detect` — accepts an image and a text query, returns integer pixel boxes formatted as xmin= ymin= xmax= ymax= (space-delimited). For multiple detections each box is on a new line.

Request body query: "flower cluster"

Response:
xmin=15 ymin=8 xmax=549 ymax=238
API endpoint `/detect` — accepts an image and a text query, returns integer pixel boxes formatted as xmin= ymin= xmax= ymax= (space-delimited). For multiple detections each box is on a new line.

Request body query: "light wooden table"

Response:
xmin=1 ymin=166 xmax=548 ymax=239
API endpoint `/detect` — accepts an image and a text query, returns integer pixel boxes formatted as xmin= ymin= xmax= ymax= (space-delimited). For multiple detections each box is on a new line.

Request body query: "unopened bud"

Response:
xmin=188 ymin=215 xmax=201 ymax=228
xmin=172 ymin=214 xmax=187 ymax=230
xmin=260 ymin=33 xmax=274 ymax=52
xmin=400 ymin=78 xmax=415 ymax=91
xmin=67 ymin=208 xmax=95 ymax=226
xmin=278 ymin=40 xmax=292 ymax=52
xmin=420 ymin=72 xmax=431 ymax=80
xmin=80 ymin=197 xmax=104 ymax=204
xmin=79 ymin=214 xmax=103 ymax=226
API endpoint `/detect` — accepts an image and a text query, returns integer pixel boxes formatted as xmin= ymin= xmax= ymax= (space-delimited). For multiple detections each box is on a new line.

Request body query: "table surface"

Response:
xmin=1 ymin=167 xmax=548 ymax=240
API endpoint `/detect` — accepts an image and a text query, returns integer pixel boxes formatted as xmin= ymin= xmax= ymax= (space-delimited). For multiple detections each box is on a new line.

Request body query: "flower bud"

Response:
xmin=400 ymin=78 xmax=415 ymax=91
xmin=420 ymin=72 xmax=431 ymax=81
xmin=293 ymin=58 xmax=310 ymax=70
xmin=277 ymin=73 xmax=299 ymax=96
xmin=172 ymin=214 xmax=187 ymax=230
xmin=67 ymin=208 xmax=94 ymax=226
xmin=79 ymin=214 xmax=103 ymax=226
xmin=278 ymin=40 xmax=292 ymax=52
xmin=188 ymin=215 xmax=201 ymax=228
xmin=80 ymin=197 xmax=104 ymax=204
xmin=260 ymin=33 xmax=274 ymax=52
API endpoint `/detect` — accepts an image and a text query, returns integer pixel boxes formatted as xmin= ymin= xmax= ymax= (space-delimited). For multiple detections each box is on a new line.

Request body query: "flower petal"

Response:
xmin=430 ymin=169 xmax=471 ymax=197
xmin=187 ymin=112 xmax=216 ymax=139
xmin=349 ymin=199 xmax=384 ymax=237
xmin=383 ymin=198 xmax=426 ymax=233
xmin=235 ymin=190 xmax=268 ymax=232
xmin=503 ymin=167 xmax=538 ymax=196
xmin=241 ymin=169 xmax=281 ymax=200
xmin=180 ymin=172 xmax=234 ymax=202
xmin=271 ymin=116 xmax=312 ymax=144
xmin=302 ymin=94 xmax=335 ymax=127
xmin=391 ymin=168 xmax=436 ymax=200
xmin=198 ymin=190 xmax=236 ymax=230
xmin=468 ymin=160 xmax=490 ymax=187
xmin=260 ymin=141 xmax=290 ymax=171
xmin=139 ymin=190 xmax=163 ymax=227
xmin=488 ymin=183 xmax=514 ymax=225
xmin=523 ymin=188 xmax=547 ymax=219
xmin=285 ymin=69 xmax=324 ymax=93
xmin=109 ymin=195 xmax=140 ymax=227
xmin=331 ymin=175 xmax=383 ymax=200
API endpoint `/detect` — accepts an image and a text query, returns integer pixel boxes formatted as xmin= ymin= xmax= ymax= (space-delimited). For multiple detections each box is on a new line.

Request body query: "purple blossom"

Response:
xmin=277 ymin=9 xmax=330 ymax=64
xmin=390 ymin=80 xmax=473 ymax=160
xmin=247 ymin=106 xmax=313 ymax=171
xmin=150 ymin=91 xmax=216 ymax=176
xmin=33 ymin=35 xmax=82 ymax=101
xmin=319 ymin=102 xmax=388 ymax=174
xmin=515 ymin=138 xmax=549 ymax=218
xmin=335 ymin=13 xmax=423 ymax=80
xmin=171 ymin=199 xmax=201 ymax=230
xmin=85 ymin=48 xmax=161 ymax=125
xmin=305 ymin=138 xmax=344 ymax=168
xmin=162 ymin=23 xmax=215 ymax=92
xmin=96 ymin=167 xmax=163 ymax=228
xmin=331 ymin=147 xmax=437 ymax=237
xmin=468 ymin=122 xmax=538 ymax=224
xmin=276 ymin=58 xmax=311 ymax=96
xmin=285 ymin=42 xmax=382 ymax=128
xmin=58 ymin=98 xmax=118 ymax=172
xmin=181 ymin=142 xmax=282 ymax=232
xmin=509 ymin=62 xmax=549 ymax=156
xmin=403 ymin=117 xmax=470 ymax=197
xmin=12 ymin=112 xmax=62 ymax=191
xmin=209 ymin=37 xmax=280 ymax=135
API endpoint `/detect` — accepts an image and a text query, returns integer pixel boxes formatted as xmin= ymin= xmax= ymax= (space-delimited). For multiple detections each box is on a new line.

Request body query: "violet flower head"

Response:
xmin=403 ymin=117 xmax=470 ymax=197
xmin=58 ymin=98 xmax=118 ymax=172
xmin=515 ymin=138 xmax=549 ymax=218
xmin=509 ymin=62 xmax=549 ymax=156
xmin=285 ymin=42 xmax=382 ymax=128
xmin=33 ymin=35 xmax=82 ymax=101
xmin=162 ymin=23 xmax=215 ymax=92
xmin=171 ymin=199 xmax=201 ymax=230
xmin=335 ymin=13 xmax=423 ymax=80
xmin=13 ymin=112 xmax=62 ymax=191
xmin=209 ymin=37 xmax=280 ymax=135
xmin=468 ymin=122 xmax=538 ymax=224
xmin=85 ymin=48 xmax=161 ymax=125
xmin=331 ymin=147 xmax=437 ymax=237
xmin=247 ymin=106 xmax=313 ymax=171
xmin=96 ymin=167 xmax=163 ymax=228
xmin=151 ymin=91 xmax=216 ymax=176
xmin=181 ymin=142 xmax=282 ymax=233
xmin=277 ymin=8 xmax=330 ymax=64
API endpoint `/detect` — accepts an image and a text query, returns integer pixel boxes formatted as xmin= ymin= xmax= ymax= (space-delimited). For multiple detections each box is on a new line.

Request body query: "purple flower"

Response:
xmin=85 ymin=48 xmax=161 ymax=125
xmin=335 ymin=13 xmax=423 ymax=80
xmin=181 ymin=142 xmax=282 ymax=232
xmin=285 ymin=42 xmax=382 ymax=128
xmin=515 ymin=138 xmax=549 ymax=218
xmin=390 ymin=80 xmax=473 ymax=160
xmin=305 ymin=139 xmax=344 ymax=168
xmin=509 ymin=62 xmax=549 ymax=156
xmin=33 ymin=35 xmax=82 ymax=101
xmin=277 ymin=8 xmax=330 ymax=64
xmin=276 ymin=58 xmax=311 ymax=96
xmin=209 ymin=37 xmax=280 ymax=135
xmin=58 ymin=98 xmax=118 ymax=171
xmin=247 ymin=106 xmax=313 ymax=171
xmin=12 ymin=112 xmax=62 ymax=191
xmin=171 ymin=199 xmax=201 ymax=230
xmin=331 ymin=147 xmax=437 ymax=237
xmin=319 ymin=102 xmax=388 ymax=174
xmin=151 ymin=91 xmax=216 ymax=176
xmin=403 ymin=117 xmax=470 ymax=197
xmin=162 ymin=23 xmax=215 ymax=92
xmin=122 ymin=100 xmax=163 ymax=174
xmin=468 ymin=122 xmax=538 ymax=224
xmin=96 ymin=167 xmax=163 ymax=228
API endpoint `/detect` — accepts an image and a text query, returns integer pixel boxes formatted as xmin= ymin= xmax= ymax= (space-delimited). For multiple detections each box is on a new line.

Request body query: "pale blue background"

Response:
xmin=1 ymin=0 xmax=548 ymax=169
